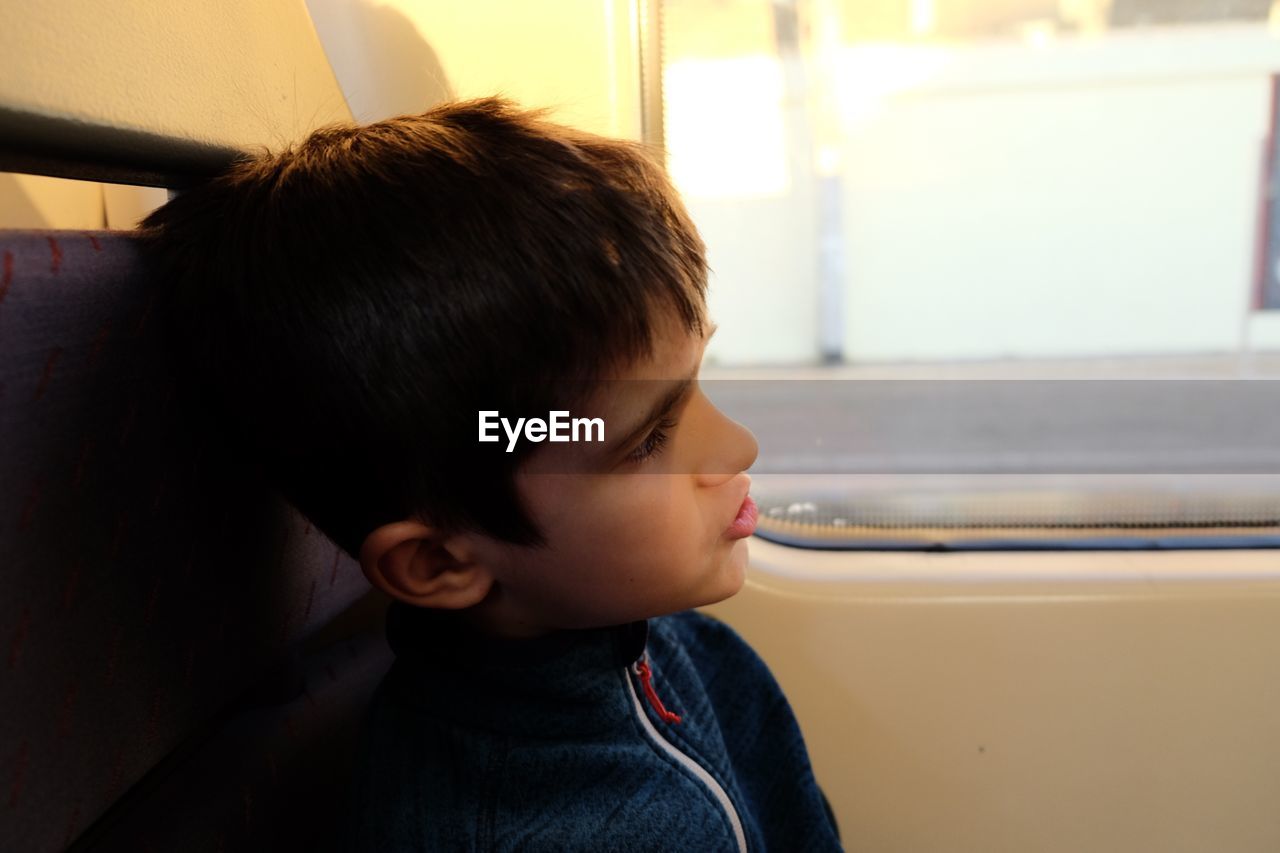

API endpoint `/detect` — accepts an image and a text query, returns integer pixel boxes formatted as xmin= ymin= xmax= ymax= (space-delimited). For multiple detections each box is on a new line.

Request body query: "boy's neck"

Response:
xmin=457 ymin=599 xmax=556 ymax=640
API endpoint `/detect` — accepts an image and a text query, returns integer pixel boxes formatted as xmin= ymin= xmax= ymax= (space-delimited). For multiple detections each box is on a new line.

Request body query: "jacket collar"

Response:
xmin=381 ymin=601 xmax=649 ymax=739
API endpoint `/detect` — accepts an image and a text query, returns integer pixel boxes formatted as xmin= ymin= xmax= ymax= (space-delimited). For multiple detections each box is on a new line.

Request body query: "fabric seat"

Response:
xmin=80 ymin=595 xmax=392 ymax=853
xmin=0 ymin=230 xmax=382 ymax=853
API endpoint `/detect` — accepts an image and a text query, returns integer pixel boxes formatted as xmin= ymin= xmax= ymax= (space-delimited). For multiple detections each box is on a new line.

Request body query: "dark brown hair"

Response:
xmin=136 ymin=96 xmax=708 ymax=558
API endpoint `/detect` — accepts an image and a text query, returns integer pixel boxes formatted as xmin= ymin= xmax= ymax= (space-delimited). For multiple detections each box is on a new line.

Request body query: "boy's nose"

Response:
xmin=730 ymin=418 xmax=759 ymax=474
xmin=696 ymin=408 xmax=759 ymax=484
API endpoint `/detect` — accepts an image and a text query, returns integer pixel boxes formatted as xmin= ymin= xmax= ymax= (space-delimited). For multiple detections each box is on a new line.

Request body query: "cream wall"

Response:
xmin=0 ymin=1 xmax=349 ymax=154
xmin=0 ymin=0 xmax=350 ymax=230
xmin=304 ymin=0 xmax=643 ymax=139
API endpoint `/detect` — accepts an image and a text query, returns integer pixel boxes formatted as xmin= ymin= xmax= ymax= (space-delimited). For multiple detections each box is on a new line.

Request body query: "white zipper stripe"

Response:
xmin=624 ymin=656 xmax=748 ymax=853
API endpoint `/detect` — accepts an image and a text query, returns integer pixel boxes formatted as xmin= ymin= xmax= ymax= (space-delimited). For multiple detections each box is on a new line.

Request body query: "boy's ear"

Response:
xmin=358 ymin=520 xmax=495 ymax=610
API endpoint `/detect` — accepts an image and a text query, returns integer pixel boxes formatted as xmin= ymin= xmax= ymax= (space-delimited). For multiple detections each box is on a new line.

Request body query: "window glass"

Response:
xmin=660 ymin=0 xmax=1280 ymax=547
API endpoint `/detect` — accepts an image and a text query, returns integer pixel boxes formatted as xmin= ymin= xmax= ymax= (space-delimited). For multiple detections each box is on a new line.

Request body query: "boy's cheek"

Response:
xmin=518 ymin=473 xmax=598 ymax=526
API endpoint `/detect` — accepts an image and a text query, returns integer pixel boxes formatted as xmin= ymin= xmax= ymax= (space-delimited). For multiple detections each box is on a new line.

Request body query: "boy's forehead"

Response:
xmin=602 ymin=315 xmax=709 ymax=382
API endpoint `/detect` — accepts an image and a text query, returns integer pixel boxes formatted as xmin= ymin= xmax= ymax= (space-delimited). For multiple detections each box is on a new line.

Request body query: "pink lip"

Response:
xmin=724 ymin=495 xmax=759 ymax=540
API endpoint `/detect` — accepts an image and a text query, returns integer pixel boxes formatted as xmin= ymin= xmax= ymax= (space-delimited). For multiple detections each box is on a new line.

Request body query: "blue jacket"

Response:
xmin=342 ymin=602 xmax=844 ymax=851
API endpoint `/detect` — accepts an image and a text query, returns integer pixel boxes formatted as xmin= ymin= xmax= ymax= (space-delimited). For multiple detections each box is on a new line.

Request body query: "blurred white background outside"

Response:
xmin=663 ymin=0 xmax=1280 ymax=366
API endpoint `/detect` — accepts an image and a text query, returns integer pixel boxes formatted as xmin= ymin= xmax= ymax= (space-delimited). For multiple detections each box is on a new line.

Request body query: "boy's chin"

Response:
xmin=725 ymin=538 xmax=750 ymax=592
xmin=698 ymin=539 xmax=750 ymax=607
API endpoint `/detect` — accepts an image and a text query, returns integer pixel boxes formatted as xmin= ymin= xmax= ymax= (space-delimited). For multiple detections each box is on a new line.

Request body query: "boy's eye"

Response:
xmin=628 ymin=415 xmax=678 ymax=463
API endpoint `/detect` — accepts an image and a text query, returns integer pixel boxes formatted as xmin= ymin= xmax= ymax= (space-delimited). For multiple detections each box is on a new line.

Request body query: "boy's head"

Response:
xmin=138 ymin=96 xmax=757 ymax=636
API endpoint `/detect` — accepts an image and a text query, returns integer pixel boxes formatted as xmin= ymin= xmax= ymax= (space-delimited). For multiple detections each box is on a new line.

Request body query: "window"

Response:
xmin=656 ymin=0 xmax=1280 ymax=548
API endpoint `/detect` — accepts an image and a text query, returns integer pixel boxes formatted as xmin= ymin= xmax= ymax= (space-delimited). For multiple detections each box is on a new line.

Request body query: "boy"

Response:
xmin=137 ymin=97 xmax=842 ymax=851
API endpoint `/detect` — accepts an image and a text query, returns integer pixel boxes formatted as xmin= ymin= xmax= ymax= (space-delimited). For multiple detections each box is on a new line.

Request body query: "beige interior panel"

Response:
xmin=0 ymin=0 xmax=351 ymax=185
xmin=702 ymin=538 xmax=1280 ymax=853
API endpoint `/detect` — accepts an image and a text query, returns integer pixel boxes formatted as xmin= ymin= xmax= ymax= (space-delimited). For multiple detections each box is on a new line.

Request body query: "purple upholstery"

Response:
xmin=82 ymin=611 xmax=392 ymax=853
xmin=0 ymin=231 xmax=382 ymax=852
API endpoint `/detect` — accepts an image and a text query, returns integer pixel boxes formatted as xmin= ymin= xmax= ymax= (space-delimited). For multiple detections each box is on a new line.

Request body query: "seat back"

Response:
xmin=0 ymin=230 xmax=384 ymax=853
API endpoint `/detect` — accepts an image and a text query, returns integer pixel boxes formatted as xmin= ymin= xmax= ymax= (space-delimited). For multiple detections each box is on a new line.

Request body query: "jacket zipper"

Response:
xmin=624 ymin=651 xmax=748 ymax=853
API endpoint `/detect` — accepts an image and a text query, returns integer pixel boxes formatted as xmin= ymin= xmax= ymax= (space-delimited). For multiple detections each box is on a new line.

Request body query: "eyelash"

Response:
xmin=629 ymin=415 xmax=678 ymax=462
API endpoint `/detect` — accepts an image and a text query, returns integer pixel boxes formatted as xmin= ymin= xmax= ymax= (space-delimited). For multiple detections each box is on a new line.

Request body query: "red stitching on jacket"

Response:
xmin=47 ymin=237 xmax=61 ymax=273
xmin=636 ymin=659 xmax=682 ymax=724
